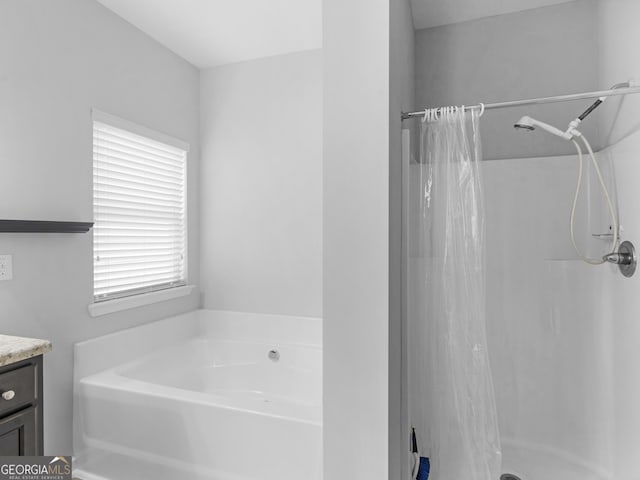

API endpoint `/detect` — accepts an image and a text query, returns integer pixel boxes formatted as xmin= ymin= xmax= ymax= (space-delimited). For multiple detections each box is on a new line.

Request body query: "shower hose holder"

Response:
xmin=603 ymin=240 xmax=637 ymax=277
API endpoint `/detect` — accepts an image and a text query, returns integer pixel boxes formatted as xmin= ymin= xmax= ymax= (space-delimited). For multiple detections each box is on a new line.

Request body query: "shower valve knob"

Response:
xmin=604 ymin=241 xmax=637 ymax=278
xmin=604 ymin=253 xmax=632 ymax=265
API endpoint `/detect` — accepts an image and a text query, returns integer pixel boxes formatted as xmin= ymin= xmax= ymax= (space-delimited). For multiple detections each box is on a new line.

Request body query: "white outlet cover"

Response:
xmin=0 ymin=255 xmax=13 ymax=281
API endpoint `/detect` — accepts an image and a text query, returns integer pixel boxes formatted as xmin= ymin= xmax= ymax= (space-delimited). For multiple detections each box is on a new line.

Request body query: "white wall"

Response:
xmin=0 ymin=0 xmax=200 ymax=454
xmin=390 ymin=0 xmax=415 ymax=478
xmin=323 ymin=0 xmax=390 ymax=478
xmin=199 ymin=50 xmax=322 ymax=318
xmin=414 ymin=0 xmax=599 ymax=160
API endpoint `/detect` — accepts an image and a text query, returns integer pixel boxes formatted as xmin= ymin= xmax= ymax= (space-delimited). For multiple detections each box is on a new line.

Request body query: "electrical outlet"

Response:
xmin=0 ymin=255 xmax=13 ymax=281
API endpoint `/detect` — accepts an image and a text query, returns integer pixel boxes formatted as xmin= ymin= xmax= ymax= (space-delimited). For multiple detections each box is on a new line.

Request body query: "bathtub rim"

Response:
xmin=74 ymin=309 xmax=322 ymax=380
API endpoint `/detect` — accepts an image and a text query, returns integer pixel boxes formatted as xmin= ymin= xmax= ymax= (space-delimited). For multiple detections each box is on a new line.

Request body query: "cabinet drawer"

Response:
xmin=0 ymin=365 xmax=35 ymax=417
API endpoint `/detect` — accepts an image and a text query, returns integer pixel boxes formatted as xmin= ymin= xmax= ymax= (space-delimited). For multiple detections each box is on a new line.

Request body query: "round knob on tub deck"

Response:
xmin=2 ymin=390 xmax=15 ymax=401
xmin=268 ymin=350 xmax=280 ymax=361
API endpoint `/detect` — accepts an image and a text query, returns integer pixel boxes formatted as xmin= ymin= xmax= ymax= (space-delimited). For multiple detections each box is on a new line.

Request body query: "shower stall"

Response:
xmin=404 ymin=83 xmax=640 ymax=480
xmin=402 ymin=3 xmax=640 ymax=479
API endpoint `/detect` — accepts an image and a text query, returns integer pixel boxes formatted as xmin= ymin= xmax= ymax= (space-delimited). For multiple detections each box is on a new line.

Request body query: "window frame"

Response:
xmin=88 ymin=109 xmax=192 ymax=316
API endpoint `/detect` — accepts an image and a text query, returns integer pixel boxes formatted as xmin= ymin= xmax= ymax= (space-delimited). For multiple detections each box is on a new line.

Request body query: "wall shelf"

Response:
xmin=0 ymin=220 xmax=93 ymax=233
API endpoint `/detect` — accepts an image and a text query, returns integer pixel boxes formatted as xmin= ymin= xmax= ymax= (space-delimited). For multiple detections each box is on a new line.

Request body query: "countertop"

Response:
xmin=0 ymin=335 xmax=52 ymax=367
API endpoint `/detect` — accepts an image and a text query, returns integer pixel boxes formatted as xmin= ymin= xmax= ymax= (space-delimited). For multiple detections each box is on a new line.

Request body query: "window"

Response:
xmin=92 ymin=111 xmax=188 ymax=303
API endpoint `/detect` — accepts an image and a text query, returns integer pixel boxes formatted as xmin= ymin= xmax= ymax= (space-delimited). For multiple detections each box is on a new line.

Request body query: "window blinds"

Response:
xmin=93 ymin=118 xmax=187 ymax=302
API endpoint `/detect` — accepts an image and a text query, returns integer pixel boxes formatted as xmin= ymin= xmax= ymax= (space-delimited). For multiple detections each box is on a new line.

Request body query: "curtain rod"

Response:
xmin=401 ymin=85 xmax=640 ymax=120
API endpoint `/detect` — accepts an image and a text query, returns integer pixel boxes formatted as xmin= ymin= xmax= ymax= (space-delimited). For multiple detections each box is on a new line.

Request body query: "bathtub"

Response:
xmin=73 ymin=310 xmax=322 ymax=480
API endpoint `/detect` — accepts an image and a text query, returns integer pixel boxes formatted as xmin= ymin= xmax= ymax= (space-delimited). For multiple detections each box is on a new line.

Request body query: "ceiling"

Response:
xmin=96 ymin=0 xmax=577 ymax=68
xmin=410 ymin=0 xmax=577 ymax=30
xmin=95 ymin=0 xmax=322 ymax=69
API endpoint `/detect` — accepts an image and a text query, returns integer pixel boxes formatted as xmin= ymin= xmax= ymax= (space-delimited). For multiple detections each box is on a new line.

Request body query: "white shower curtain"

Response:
xmin=412 ymin=106 xmax=501 ymax=479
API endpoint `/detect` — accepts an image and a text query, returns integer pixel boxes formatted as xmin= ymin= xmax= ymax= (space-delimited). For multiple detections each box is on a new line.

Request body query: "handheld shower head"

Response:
xmin=514 ymin=116 xmax=536 ymax=132
xmin=513 ymin=82 xmax=629 ymax=140
xmin=513 ymin=115 xmax=575 ymax=140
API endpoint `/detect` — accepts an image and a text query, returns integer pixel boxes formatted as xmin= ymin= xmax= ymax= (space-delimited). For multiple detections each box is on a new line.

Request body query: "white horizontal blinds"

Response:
xmin=93 ymin=120 xmax=187 ymax=302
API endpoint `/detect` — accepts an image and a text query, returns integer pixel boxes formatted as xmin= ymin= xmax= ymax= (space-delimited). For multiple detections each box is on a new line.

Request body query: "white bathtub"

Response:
xmin=73 ymin=310 xmax=322 ymax=480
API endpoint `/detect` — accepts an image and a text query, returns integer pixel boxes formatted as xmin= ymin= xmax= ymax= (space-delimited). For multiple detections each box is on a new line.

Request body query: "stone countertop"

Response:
xmin=0 ymin=335 xmax=52 ymax=367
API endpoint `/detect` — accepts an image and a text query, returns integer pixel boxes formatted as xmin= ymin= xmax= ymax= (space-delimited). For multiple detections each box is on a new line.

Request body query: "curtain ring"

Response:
xmin=478 ymin=103 xmax=485 ymax=117
xmin=422 ymin=109 xmax=428 ymax=122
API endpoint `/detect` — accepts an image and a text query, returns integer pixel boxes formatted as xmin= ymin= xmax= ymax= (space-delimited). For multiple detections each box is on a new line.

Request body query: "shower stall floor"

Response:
xmin=501 ymin=440 xmax=610 ymax=480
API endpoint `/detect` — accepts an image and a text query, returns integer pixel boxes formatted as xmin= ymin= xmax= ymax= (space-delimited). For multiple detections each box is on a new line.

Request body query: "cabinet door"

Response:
xmin=0 ymin=407 xmax=36 ymax=456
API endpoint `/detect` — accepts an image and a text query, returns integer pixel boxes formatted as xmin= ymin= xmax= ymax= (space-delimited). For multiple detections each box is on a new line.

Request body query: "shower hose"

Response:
xmin=570 ymin=135 xmax=618 ymax=265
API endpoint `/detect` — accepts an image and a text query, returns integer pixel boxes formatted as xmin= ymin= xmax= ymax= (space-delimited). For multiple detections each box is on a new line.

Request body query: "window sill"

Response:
xmin=88 ymin=285 xmax=195 ymax=317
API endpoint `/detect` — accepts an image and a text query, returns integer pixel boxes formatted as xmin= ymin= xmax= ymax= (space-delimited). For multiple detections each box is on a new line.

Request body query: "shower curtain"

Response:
xmin=412 ymin=107 xmax=501 ymax=479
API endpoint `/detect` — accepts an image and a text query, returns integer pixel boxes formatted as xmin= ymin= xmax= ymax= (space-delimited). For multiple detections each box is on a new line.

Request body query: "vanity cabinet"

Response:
xmin=0 ymin=356 xmax=43 ymax=455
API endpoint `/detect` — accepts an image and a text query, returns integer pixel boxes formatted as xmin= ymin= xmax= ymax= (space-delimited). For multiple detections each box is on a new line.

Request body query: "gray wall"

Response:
xmin=0 ymin=0 xmax=200 ymax=454
xmin=323 ymin=0 xmax=390 ymax=477
xmin=597 ymin=0 xmax=640 ymax=148
xmin=414 ymin=0 xmax=599 ymax=159
xmin=389 ymin=0 xmax=415 ymax=478
xmin=199 ymin=51 xmax=322 ymax=318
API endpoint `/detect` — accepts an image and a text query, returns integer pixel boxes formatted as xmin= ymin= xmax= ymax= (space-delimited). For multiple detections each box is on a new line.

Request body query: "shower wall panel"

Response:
xmin=483 ymin=155 xmax=615 ymax=476
xmin=601 ymin=130 xmax=640 ymax=479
